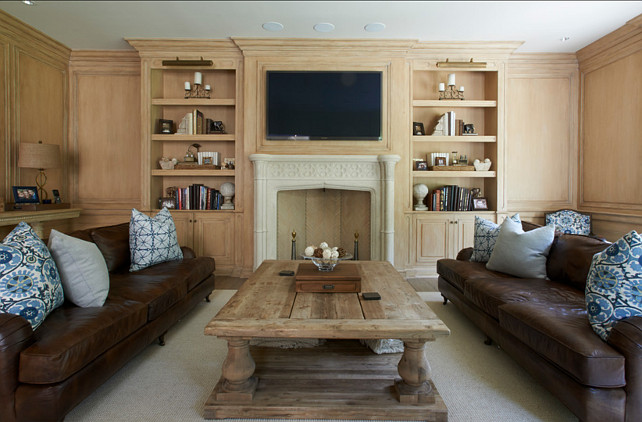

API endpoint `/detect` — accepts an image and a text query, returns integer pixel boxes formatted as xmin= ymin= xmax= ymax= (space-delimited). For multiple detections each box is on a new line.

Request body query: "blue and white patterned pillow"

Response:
xmin=586 ymin=230 xmax=642 ymax=341
xmin=129 ymin=208 xmax=183 ymax=272
xmin=470 ymin=214 xmax=520 ymax=262
xmin=0 ymin=222 xmax=64 ymax=329
xmin=545 ymin=210 xmax=591 ymax=235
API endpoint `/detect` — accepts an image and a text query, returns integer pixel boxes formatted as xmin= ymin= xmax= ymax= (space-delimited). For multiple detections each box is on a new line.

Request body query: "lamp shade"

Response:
xmin=18 ymin=141 xmax=61 ymax=169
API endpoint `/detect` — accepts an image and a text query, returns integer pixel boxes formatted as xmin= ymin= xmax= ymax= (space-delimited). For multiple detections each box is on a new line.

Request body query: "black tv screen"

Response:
xmin=266 ymin=71 xmax=382 ymax=141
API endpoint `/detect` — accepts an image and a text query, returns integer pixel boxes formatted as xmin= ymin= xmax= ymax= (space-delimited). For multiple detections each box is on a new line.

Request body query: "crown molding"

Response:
xmin=408 ymin=41 xmax=524 ymax=59
xmin=126 ymin=38 xmax=241 ymax=58
xmin=576 ymin=13 xmax=642 ymax=72
xmin=0 ymin=9 xmax=70 ymax=64
xmin=232 ymin=38 xmax=417 ymax=57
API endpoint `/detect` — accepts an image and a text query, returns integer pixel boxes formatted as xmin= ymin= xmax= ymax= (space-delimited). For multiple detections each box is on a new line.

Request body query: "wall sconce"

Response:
xmin=18 ymin=140 xmax=61 ymax=202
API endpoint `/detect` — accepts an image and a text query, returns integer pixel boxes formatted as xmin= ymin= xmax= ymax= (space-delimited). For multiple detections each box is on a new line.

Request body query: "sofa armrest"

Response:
xmin=0 ymin=313 xmax=34 ymax=422
xmin=456 ymin=247 xmax=473 ymax=261
xmin=181 ymin=246 xmax=196 ymax=259
xmin=608 ymin=316 xmax=642 ymax=422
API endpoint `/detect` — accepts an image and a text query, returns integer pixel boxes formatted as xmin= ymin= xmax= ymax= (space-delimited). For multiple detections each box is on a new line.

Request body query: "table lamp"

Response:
xmin=18 ymin=140 xmax=61 ymax=202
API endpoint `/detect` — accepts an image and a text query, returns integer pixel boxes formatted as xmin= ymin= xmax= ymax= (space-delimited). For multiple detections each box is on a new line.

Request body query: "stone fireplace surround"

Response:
xmin=250 ymin=154 xmax=400 ymax=270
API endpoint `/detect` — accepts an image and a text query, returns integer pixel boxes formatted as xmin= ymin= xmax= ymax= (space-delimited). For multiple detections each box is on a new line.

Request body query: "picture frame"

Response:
xmin=52 ymin=189 xmax=62 ymax=204
xmin=12 ymin=186 xmax=40 ymax=204
xmin=473 ymin=197 xmax=489 ymax=210
xmin=159 ymin=119 xmax=174 ymax=134
xmin=413 ymin=122 xmax=425 ymax=136
xmin=434 ymin=156 xmax=447 ymax=166
xmin=202 ymin=156 xmax=213 ymax=165
xmin=223 ymin=157 xmax=235 ymax=169
xmin=415 ymin=160 xmax=428 ymax=171
xmin=158 ymin=197 xmax=176 ymax=209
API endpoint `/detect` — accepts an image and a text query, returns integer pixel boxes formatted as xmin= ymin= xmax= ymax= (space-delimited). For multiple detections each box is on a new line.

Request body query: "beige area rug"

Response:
xmin=66 ymin=290 xmax=576 ymax=422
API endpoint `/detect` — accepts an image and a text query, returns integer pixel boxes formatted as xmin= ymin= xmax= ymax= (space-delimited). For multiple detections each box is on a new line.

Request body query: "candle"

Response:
xmin=194 ymin=72 xmax=202 ymax=85
xmin=184 ymin=81 xmax=191 ymax=90
xmin=438 ymin=83 xmax=445 ymax=92
xmin=205 ymin=85 xmax=211 ymax=91
xmin=448 ymin=73 xmax=455 ymax=86
xmin=459 ymin=86 xmax=465 ymax=92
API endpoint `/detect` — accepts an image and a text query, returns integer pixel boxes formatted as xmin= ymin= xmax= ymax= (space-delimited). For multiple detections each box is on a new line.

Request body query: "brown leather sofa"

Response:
xmin=0 ymin=223 xmax=216 ymax=422
xmin=437 ymin=221 xmax=642 ymax=422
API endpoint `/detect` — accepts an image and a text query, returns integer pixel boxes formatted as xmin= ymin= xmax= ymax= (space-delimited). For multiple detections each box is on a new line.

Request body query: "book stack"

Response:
xmin=175 ymin=184 xmax=224 ymax=210
xmin=427 ymin=185 xmax=475 ymax=212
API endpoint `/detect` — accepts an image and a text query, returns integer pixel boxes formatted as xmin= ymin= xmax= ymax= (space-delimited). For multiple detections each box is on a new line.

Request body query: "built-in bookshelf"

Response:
xmin=410 ymin=64 xmax=499 ymax=213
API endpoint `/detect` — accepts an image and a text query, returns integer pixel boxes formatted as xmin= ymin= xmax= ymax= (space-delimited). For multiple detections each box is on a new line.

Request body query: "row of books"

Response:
xmin=177 ymin=109 xmax=222 ymax=135
xmin=175 ymin=184 xmax=224 ymax=210
xmin=442 ymin=111 xmax=466 ymax=136
xmin=426 ymin=185 xmax=476 ymax=212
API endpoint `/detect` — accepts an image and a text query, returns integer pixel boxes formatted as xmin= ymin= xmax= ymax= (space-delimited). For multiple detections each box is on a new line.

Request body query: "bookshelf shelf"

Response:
xmin=152 ymin=134 xmax=235 ymax=142
xmin=151 ymin=169 xmax=235 ymax=177
xmin=151 ymin=98 xmax=236 ymax=106
xmin=412 ymin=170 xmax=496 ymax=178
xmin=412 ymin=135 xmax=496 ymax=143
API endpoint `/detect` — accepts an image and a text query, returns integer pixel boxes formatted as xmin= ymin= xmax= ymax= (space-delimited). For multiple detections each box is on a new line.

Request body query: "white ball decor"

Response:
xmin=220 ymin=182 xmax=235 ymax=210
xmin=413 ymin=183 xmax=429 ymax=211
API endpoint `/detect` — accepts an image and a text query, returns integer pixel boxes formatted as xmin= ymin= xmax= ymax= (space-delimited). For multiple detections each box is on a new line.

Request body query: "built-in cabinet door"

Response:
xmin=172 ymin=212 xmax=195 ymax=251
xmin=194 ymin=212 xmax=236 ymax=268
xmin=453 ymin=215 xmax=476 ymax=257
xmin=415 ymin=216 xmax=451 ymax=264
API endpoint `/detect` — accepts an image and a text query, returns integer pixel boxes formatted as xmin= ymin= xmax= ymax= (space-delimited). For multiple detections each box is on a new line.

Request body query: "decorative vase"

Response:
xmin=220 ymin=182 xmax=235 ymax=210
xmin=413 ymin=184 xmax=429 ymax=211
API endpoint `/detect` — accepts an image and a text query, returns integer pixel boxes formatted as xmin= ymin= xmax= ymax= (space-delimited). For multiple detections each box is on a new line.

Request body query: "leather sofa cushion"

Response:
xmin=133 ymin=257 xmax=215 ymax=292
xmin=108 ymin=273 xmax=185 ymax=322
xmin=437 ymin=259 xmax=512 ymax=293
xmin=499 ymin=301 xmax=625 ymax=388
xmin=19 ymin=298 xmax=147 ymax=384
xmin=546 ymin=234 xmax=610 ymax=291
xmin=90 ymin=223 xmax=131 ymax=273
xmin=464 ymin=277 xmax=582 ymax=320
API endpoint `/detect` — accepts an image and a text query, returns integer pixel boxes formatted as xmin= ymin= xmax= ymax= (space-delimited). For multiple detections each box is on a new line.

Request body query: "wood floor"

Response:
xmin=214 ymin=275 xmax=438 ymax=292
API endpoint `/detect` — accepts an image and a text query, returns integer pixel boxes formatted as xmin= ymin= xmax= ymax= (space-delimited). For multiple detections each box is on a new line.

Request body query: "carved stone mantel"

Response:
xmin=250 ymin=154 xmax=400 ymax=270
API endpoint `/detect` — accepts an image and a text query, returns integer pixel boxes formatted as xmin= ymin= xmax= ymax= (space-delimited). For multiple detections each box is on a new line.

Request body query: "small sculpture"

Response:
xmin=431 ymin=114 xmax=447 ymax=136
xmin=413 ymin=184 xmax=429 ymax=211
xmin=219 ymin=182 xmax=235 ymax=209
xmin=473 ymin=158 xmax=492 ymax=171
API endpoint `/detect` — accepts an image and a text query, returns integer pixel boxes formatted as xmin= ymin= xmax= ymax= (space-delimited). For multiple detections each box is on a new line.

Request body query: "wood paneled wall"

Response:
xmin=504 ymin=54 xmax=579 ymax=214
xmin=577 ymin=15 xmax=642 ymax=240
xmin=68 ymin=51 xmax=142 ymax=230
xmin=0 ymin=11 xmax=70 ymax=239
xmin=2 ymin=8 xmax=641 ymax=266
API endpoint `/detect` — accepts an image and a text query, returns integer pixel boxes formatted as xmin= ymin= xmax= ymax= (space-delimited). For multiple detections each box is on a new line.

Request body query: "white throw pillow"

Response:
xmin=486 ymin=218 xmax=555 ymax=279
xmin=48 ymin=229 xmax=109 ymax=307
xmin=470 ymin=214 xmax=521 ymax=262
xmin=129 ymin=208 xmax=183 ymax=272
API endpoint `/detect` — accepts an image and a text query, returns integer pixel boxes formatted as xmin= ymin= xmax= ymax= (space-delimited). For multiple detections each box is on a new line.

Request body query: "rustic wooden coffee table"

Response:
xmin=204 ymin=260 xmax=450 ymax=421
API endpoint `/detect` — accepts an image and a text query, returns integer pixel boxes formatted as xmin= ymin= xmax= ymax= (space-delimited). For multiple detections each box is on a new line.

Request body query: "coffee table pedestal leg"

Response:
xmin=395 ymin=340 xmax=434 ymax=404
xmin=216 ymin=338 xmax=258 ymax=401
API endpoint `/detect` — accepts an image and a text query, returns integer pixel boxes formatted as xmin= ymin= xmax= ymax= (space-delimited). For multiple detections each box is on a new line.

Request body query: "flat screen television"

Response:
xmin=266 ymin=71 xmax=382 ymax=141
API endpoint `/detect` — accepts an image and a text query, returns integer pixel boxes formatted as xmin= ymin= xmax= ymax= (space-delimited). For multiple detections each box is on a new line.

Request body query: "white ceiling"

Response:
xmin=1 ymin=1 xmax=641 ymax=53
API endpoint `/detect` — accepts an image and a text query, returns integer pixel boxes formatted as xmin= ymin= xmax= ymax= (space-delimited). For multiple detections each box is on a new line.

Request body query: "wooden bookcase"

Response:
xmin=408 ymin=61 xmax=503 ymax=275
xmin=129 ymin=39 xmax=244 ymax=273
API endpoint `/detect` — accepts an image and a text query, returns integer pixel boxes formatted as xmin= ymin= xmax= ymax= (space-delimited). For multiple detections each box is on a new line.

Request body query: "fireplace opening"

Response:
xmin=276 ymin=189 xmax=371 ymax=260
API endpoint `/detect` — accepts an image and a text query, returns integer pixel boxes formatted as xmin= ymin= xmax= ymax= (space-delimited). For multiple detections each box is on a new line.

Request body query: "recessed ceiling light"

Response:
xmin=364 ymin=23 xmax=386 ymax=33
xmin=262 ymin=22 xmax=284 ymax=32
xmin=560 ymin=36 xmax=571 ymax=42
xmin=313 ymin=23 xmax=335 ymax=33
xmin=21 ymin=0 xmax=35 ymax=5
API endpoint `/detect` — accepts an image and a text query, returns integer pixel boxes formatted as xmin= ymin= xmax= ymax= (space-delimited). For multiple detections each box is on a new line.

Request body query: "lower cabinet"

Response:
xmin=411 ymin=213 xmax=493 ymax=277
xmin=172 ymin=211 xmax=237 ymax=271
